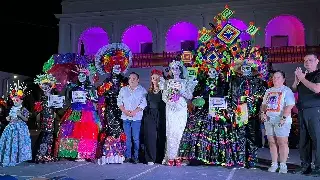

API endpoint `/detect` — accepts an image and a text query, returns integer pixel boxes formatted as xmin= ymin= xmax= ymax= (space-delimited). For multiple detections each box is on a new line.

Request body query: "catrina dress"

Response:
xmin=0 ymin=106 xmax=32 ymax=167
xmin=56 ymin=85 xmax=101 ymax=159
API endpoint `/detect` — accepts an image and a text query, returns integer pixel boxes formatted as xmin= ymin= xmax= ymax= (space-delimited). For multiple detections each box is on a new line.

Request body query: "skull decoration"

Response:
xmin=208 ymin=68 xmax=218 ymax=79
xmin=113 ymin=65 xmax=121 ymax=75
xmin=241 ymin=60 xmax=252 ymax=76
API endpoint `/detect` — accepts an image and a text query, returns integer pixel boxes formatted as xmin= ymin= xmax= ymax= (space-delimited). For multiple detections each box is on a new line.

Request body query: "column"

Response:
xmin=58 ymin=23 xmax=71 ymax=53
xmin=154 ymin=18 xmax=160 ymax=52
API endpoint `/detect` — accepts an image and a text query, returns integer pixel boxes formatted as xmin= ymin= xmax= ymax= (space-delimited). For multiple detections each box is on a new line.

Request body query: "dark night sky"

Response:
xmin=3 ymin=0 xmax=62 ymax=78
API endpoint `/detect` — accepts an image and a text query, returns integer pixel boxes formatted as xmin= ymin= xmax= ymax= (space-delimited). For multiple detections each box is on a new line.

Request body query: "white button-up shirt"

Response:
xmin=117 ymin=85 xmax=147 ymax=121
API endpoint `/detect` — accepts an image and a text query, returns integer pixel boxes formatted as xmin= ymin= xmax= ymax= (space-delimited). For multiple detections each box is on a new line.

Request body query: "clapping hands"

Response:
xmin=294 ymin=67 xmax=306 ymax=81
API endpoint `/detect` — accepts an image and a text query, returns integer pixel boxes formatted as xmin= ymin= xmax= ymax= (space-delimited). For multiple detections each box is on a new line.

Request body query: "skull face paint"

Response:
xmin=241 ymin=65 xmax=252 ymax=76
xmin=113 ymin=65 xmax=121 ymax=75
xmin=78 ymin=72 xmax=87 ymax=83
xmin=208 ymin=68 xmax=218 ymax=79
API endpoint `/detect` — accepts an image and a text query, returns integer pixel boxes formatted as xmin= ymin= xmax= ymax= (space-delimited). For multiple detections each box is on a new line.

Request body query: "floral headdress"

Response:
xmin=34 ymin=74 xmax=57 ymax=87
xmin=9 ymin=82 xmax=29 ymax=99
xmin=151 ymin=69 xmax=162 ymax=76
xmin=169 ymin=60 xmax=188 ymax=79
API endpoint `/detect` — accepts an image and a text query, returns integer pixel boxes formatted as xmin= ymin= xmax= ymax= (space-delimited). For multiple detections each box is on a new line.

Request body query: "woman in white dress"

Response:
xmin=159 ymin=60 xmax=197 ymax=166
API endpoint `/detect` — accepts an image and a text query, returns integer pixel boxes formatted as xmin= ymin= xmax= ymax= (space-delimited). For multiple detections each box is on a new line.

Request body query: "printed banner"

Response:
xmin=48 ymin=95 xmax=65 ymax=108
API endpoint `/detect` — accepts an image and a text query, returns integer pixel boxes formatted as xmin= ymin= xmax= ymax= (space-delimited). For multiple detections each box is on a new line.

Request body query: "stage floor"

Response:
xmin=0 ymin=149 xmax=317 ymax=180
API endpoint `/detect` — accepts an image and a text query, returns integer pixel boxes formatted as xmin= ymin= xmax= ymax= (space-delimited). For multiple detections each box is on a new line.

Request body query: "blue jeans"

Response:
xmin=123 ymin=120 xmax=141 ymax=160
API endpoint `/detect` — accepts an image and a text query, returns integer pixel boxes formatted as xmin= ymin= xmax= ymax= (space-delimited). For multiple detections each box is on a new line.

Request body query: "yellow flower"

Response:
xmin=17 ymin=90 xmax=23 ymax=96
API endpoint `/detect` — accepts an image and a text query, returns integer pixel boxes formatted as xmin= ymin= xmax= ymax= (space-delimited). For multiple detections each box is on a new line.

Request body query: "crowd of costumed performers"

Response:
xmin=1 ymin=6 xmax=309 ymax=174
xmin=178 ymin=5 xmax=269 ymax=168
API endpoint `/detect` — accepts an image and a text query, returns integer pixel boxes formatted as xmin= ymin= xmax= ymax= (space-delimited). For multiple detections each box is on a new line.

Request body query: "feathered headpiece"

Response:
xmin=9 ymin=82 xmax=30 ymax=99
xmin=151 ymin=69 xmax=162 ymax=76
xmin=34 ymin=74 xmax=57 ymax=87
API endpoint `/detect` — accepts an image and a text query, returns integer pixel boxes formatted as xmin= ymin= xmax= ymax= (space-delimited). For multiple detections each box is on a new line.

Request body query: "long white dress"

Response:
xmin=160 ymin=78 xmax=197 ymax=160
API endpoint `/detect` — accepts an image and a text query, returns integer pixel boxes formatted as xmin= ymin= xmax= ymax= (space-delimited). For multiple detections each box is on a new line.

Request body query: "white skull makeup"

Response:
xmin=241 ymin=65 xmax=252 ymax=76
xmin=78 ymin=72 xmax=87 ymax=83
xmin=169 ymin=60 xmax=182 ymax=78
xmin=113 ymin=65 xmax=121 ymax=75
xmin=40 ymin=83 xmax=52 ymax=94
xmin=208 ymin=68 xmax=218 ymax=79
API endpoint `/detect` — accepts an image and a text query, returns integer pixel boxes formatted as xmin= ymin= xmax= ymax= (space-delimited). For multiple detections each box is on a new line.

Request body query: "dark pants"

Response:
xmin=123 ymin=120 xmax=141 ymax=160
xmin=299 ymin=107 xmax=320 ymax=169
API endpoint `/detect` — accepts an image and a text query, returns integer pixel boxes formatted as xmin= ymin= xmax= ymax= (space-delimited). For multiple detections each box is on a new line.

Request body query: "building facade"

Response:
xmin=56 ymin=0 xmax=319 ymax=55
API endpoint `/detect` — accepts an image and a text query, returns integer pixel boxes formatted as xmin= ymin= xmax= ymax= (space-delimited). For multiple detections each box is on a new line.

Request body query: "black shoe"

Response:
xmin=132 ymin=159 xmax=139 ymax=164
xmin=311 ymin=169 xmax=320 ymax=177
xmin=297 ymin=166 xmax=312 ymax=175
xmin=124 ymin=158 xmax=131 ymax=163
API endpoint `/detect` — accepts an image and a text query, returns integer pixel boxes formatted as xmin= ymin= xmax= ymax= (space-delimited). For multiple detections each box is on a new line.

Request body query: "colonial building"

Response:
xmin=56 ymin=0 xmax=319 ymax=55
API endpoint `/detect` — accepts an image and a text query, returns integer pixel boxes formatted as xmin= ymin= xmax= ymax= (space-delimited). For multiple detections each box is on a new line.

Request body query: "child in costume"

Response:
xmin=0 ymin=83 xmax=32 ymax=167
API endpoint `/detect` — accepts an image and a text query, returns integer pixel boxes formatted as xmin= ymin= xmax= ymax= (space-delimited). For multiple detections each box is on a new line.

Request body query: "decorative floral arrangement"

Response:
xmin=95 ymin=43 xmax=132 ymax=75
xmin=97 ymin=82 xmax=113 ymax=96
xmin=34 ymin=73 xmax=57 ymax=87
xmin=34 ymin=101 xmax=43 ymax=113
xmin=9 ymin=82 xmax=30 ymax=99
xmin=103 ymin=133 xmax=126 ymax=156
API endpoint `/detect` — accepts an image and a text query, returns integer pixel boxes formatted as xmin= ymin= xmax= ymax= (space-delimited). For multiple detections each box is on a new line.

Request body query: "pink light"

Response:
xmin=78 ymin=27 xmax=109 ymax=55
xmin=222 ymin=18 xmax=250 ymax=41
xmin=265 ymin=15 xmax=305 ymax=47
xmin=165 ymin=21 xmax=198 ymax=52
xmin=121 ymin=24 xmax=153 ymax=53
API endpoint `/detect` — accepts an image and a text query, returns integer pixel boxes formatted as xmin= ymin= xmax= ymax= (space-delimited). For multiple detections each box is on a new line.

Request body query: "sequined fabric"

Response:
xmin=98 ymin=78 xmax=126 ymax=164
xmin=34 ymin=95 xmax=56 ymax=163
xmin=56 ymin=86 xmax=100 ymax=160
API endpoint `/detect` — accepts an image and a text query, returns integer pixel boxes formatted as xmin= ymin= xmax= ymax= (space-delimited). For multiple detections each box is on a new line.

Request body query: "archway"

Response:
xmin=223 ymin=18 xmax=251 ymax=41
xmin=78 ymin=27 xmax=109 ymax=55
xmin=121 ymin=24 xmax=153 ymax=53
xmin=265 ymin=15 xmax=305 ymax=47
xmin=165 ymin=21 xmax=198 ymax=52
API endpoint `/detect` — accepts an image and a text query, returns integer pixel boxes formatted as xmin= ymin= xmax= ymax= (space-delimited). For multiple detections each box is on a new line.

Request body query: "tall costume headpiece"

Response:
xmin=9 ymin=82 xmax=29 ymax=99
xmin=34 ymin=74 xmax=57 ymax=88
xmin=95 ymin=43 xmax=132 ymax=75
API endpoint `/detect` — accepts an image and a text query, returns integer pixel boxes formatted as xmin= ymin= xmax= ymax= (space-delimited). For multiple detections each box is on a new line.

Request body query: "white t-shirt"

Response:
xmin=262 ymin=85 xmax=295 ymax=123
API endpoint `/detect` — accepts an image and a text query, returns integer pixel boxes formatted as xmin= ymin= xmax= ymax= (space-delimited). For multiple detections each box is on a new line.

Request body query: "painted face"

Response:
xmin=78 ymin=72 xmax=87 ymax=83
xmin=113 ymin=65 xmax=121 ymax=75
xmin=208 ymin=68 xmax=218 ymax=79
xmin=241 ymin=65 xmax=252 ymax=76
xmin=128 ymin=73 xmax=139 ymax=88
xmin=12 ymin=96 xmax=22 ymax=106
xmin=40 ymin=83 xmax=52 ymax=93
xmin=170 ymin=65 xmax=181 ymax=77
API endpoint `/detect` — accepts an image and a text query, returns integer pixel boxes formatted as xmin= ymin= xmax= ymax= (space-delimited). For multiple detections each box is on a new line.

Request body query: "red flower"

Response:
xmin=34 ymin=102 xmax=43 ymax=113
xmin=120 ymin=133 xmax=126 ymax=142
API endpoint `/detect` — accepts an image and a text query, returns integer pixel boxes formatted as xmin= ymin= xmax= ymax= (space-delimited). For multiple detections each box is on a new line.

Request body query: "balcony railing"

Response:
xmin=130 ymin=46 xmax=320 ymax=68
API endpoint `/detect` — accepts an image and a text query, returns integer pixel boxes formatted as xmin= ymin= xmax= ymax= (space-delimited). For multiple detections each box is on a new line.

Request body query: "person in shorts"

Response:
xmin=261 ymin=70 xmax=295 ymax=174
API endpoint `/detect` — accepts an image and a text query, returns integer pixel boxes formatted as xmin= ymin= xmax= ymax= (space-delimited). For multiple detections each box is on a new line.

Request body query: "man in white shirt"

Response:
xmin=117 ymin=72 xmax=147 ymax=164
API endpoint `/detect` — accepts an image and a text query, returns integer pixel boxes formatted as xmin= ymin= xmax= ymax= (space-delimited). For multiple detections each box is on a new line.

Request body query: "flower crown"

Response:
xmin=151 ymin=69 xmax=162 ymax=76
xmin=169 ymin=60 xmax=183 ymax=68
xmin=34 ymin=74 xmax=57 ymax=86
xmin=9 ymin=82 xmax=29 ymax=99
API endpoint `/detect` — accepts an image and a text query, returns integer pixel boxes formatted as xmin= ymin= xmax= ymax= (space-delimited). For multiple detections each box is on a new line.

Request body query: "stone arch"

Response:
xmin=265 ymin=15 xmax=305 ymax=47
xmin=78 ymin=27 xmax=109 ymax=55
xmin=165 ymin=21 xmax=199 ymax=52
xmin=121 ymin=24 xmax=153 ymax=53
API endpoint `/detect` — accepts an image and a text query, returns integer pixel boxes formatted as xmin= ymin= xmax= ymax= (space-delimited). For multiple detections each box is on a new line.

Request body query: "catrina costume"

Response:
xmin=46 ymin=54 xmax=102 ymax=160
xmin=178 ymin=5 xmax=268 ymax=168
xmin=0 ymin=83 xmax=32 ymax=167
xmin=95 ymin=43 xmax=131 ymax=164
xmin=33 ymin=74 xmax=59 ymax=163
